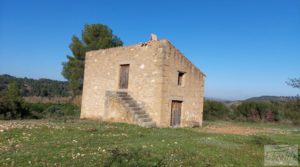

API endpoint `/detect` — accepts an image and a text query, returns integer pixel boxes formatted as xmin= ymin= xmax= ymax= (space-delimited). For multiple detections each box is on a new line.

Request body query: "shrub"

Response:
xmin=0 ymin=81 xmax=30 ymax=119
xmin=279 ymin=100 xmax=300 ymax=125
xmin=203 ymin=100 xmax=300 ymax=123
xmin=24 ymin=103 xmax=80 ymax=119
xmin=235 ymin=101 xmax=279 ymax=122
xmin=204 ymin=100 xmax=231 ymax=121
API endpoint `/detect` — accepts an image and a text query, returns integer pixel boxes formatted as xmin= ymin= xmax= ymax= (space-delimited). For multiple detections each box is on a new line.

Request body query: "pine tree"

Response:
xmin=62 ymin=24 xmax=123 ymax=95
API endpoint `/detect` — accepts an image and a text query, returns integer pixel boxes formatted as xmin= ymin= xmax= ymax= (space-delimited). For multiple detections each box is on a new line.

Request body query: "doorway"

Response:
xmin=119 ymin=64 xmax=130 ymax=89
xmin=170 ymin=101 xmax=182 ymax=127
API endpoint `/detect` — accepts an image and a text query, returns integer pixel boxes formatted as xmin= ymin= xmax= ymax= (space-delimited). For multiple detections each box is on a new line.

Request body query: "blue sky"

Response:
xmin=0 ymin=0 xmax=299 ymax=100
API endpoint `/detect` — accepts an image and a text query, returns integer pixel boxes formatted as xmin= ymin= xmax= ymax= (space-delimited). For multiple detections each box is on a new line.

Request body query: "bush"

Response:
xmin=25 ymin=103 xmax=80 ymax=119
xmin=203 ymin=100 xmax=300 ymax=124
xmin=0 ymin=81 xmax=30 ymax=119
xmin=279 ymin=100 xmax=300 ymax=125
xmin=235 ymin=101 xmax=279 ymax=122
xmin=204 ymin=100 xmax=231 ymax=121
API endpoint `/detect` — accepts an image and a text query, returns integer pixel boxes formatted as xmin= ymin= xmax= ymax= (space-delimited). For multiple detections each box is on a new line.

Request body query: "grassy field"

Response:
xmin=0 ymin=120 xmax=299 ymax=167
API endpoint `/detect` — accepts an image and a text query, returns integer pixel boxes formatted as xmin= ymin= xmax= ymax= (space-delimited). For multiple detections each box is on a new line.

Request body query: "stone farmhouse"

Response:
xmin=80 ymin=34 xmax=205 ymax=128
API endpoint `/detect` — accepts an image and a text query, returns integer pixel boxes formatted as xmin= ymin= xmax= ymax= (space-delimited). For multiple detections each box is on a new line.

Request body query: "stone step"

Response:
xmin=131 ymin=107 xmax=143 ymax=111
xmin=112 ymin=91 xmax=156 ymax=128
xmin=116 ymin=91 xmax=127 ymax=94
xmin=116 ymin=92 xmax=128 ymax=96
xmin=121 ymin=99 xmax=137 ymax=104
xmin=118 ymin=93 xmax=129 ymax=96
xmin=133 ymin=110 xmax=145 ymax=115
xmin=138 ymin=117 xmax=152 ymax=122
xmin=136 ymin=114 xmax=149 ymax=119
xmin=121 ymin=97 xmax=133 ymax=101
xmin=123 ymin=100 xmax=136 ymax=104
xmin=128 ymin=104 xmax=139 ymax=108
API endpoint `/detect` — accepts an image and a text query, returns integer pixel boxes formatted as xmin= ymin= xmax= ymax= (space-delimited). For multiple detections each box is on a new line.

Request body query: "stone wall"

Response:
xmin=81 ymin=41 xmax=166 ymax=123
xmin=104 ymin=93 xmax=135 ymax=123
xmin=81 ymin=39 xmax=205 ymax=127
xmin=160 ymin=40 xmax=205 ymax=127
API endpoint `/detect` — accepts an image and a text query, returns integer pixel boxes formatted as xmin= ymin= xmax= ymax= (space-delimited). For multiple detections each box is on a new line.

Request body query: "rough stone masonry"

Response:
xmin=81 ymin=35 xmax=205 ymax=128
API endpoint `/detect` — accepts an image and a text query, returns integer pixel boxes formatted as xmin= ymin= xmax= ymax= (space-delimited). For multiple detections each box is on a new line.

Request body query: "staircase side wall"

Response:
xmin=104 ymin=94 xmax=135 ymax=124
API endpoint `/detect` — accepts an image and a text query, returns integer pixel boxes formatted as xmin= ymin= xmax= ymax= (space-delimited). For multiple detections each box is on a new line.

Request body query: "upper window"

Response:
xmin=178 ymin=71 xmax=185 ymax=86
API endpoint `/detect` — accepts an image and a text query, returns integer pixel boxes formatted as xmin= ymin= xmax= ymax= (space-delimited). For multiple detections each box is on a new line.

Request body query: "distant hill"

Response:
xmin=205 ymin=97 xmax=242 ymax=107
xmin=204 ymin=97 xmax=232 ymax=103
xmin=0 ymin=74 xmax=69 ymax=97
xmin=246 ymin=96 xmax=299 ymax=102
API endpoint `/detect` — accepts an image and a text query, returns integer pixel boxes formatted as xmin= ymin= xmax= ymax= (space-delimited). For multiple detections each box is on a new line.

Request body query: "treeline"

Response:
xmin=204 ymin=100 xmax=300 ymax=125
xmin=0 ymin=81 xmax=79 ymax=120
xmin=246 ymin=96 xmax=300 ymax=102
xmin=0 ymin=74 xmax=69 ymax=97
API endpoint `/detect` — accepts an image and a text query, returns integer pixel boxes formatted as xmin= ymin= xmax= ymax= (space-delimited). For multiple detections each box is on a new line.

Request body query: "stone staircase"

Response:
xmin=107 ymin=91 xmax=156 ymax=128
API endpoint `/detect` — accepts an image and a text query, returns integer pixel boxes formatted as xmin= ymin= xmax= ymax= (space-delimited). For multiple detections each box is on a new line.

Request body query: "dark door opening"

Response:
xmin=119 ymin=64 xmax=129 ymax=89
xmin=170 ymin=101 xmax=182 ymax=127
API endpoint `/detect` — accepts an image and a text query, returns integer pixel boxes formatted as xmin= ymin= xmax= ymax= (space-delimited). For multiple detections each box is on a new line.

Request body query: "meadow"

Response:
xmin=0 ymin=120 xmax=299 ymax=166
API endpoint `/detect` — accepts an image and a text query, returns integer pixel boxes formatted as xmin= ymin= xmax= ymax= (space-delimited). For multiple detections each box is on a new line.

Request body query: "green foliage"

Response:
xmin=0 ymin=81 xmax=29 ymax=119
xmin=249 ymin=135 xmax=277 ymax=145
xmin=5 ymin=81 xmax=20 ymax=98
xmin=104 ymin=147 xmax=165 ymax=167
xmin=62 ymin=57 xmax=84 ymax=95
xmin=0 ymin=74 xmax=69 ymax=97
xmin=204 ymin=100 xmax=300 ymax=124
xmin=236 ymin=101 xmax=279 ymax=122
xmin=0 ymin=80 xmax=79 ymax=120
xmin=276 ymin=100 xmax=300 ymax=125
xmin=62 ymin=24 xmax=123 ymax=95
xmin=24 ymin=103 xmax=80 ymax=119
xmin=286 ymin=77 xmax=300 ymax=89
xmin=203 ymin=100 xmax=231 ymax=120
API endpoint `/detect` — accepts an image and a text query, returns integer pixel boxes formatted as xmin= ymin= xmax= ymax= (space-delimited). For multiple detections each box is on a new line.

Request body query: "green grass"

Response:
xmin=204 ymin=120 xmax=299 ymax=129
xmin=0 ymin=120 xmax=299 ymax=166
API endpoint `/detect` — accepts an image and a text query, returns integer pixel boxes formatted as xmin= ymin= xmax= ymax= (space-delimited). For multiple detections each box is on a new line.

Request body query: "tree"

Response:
xmin=5 ymin=81 xmax=21 ymax=100
xmin=286 ymin=78 xmax=300 ymax=89
xmin=0 ymin=81 xmax=29 ymax=119
xmin=203 ymin=100 xmax=230 ymax=120
xmin=62 ymin=24 xmax=123 ymax=95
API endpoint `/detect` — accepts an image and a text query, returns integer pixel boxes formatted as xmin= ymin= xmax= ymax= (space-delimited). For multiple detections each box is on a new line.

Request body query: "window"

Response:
xmin=178 ymin=71 xmax=185 ymax=86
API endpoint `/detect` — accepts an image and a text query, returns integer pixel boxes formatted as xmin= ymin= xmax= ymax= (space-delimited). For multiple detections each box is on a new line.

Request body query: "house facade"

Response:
xmin=80 ymin=35 xmax=205 ymax=128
